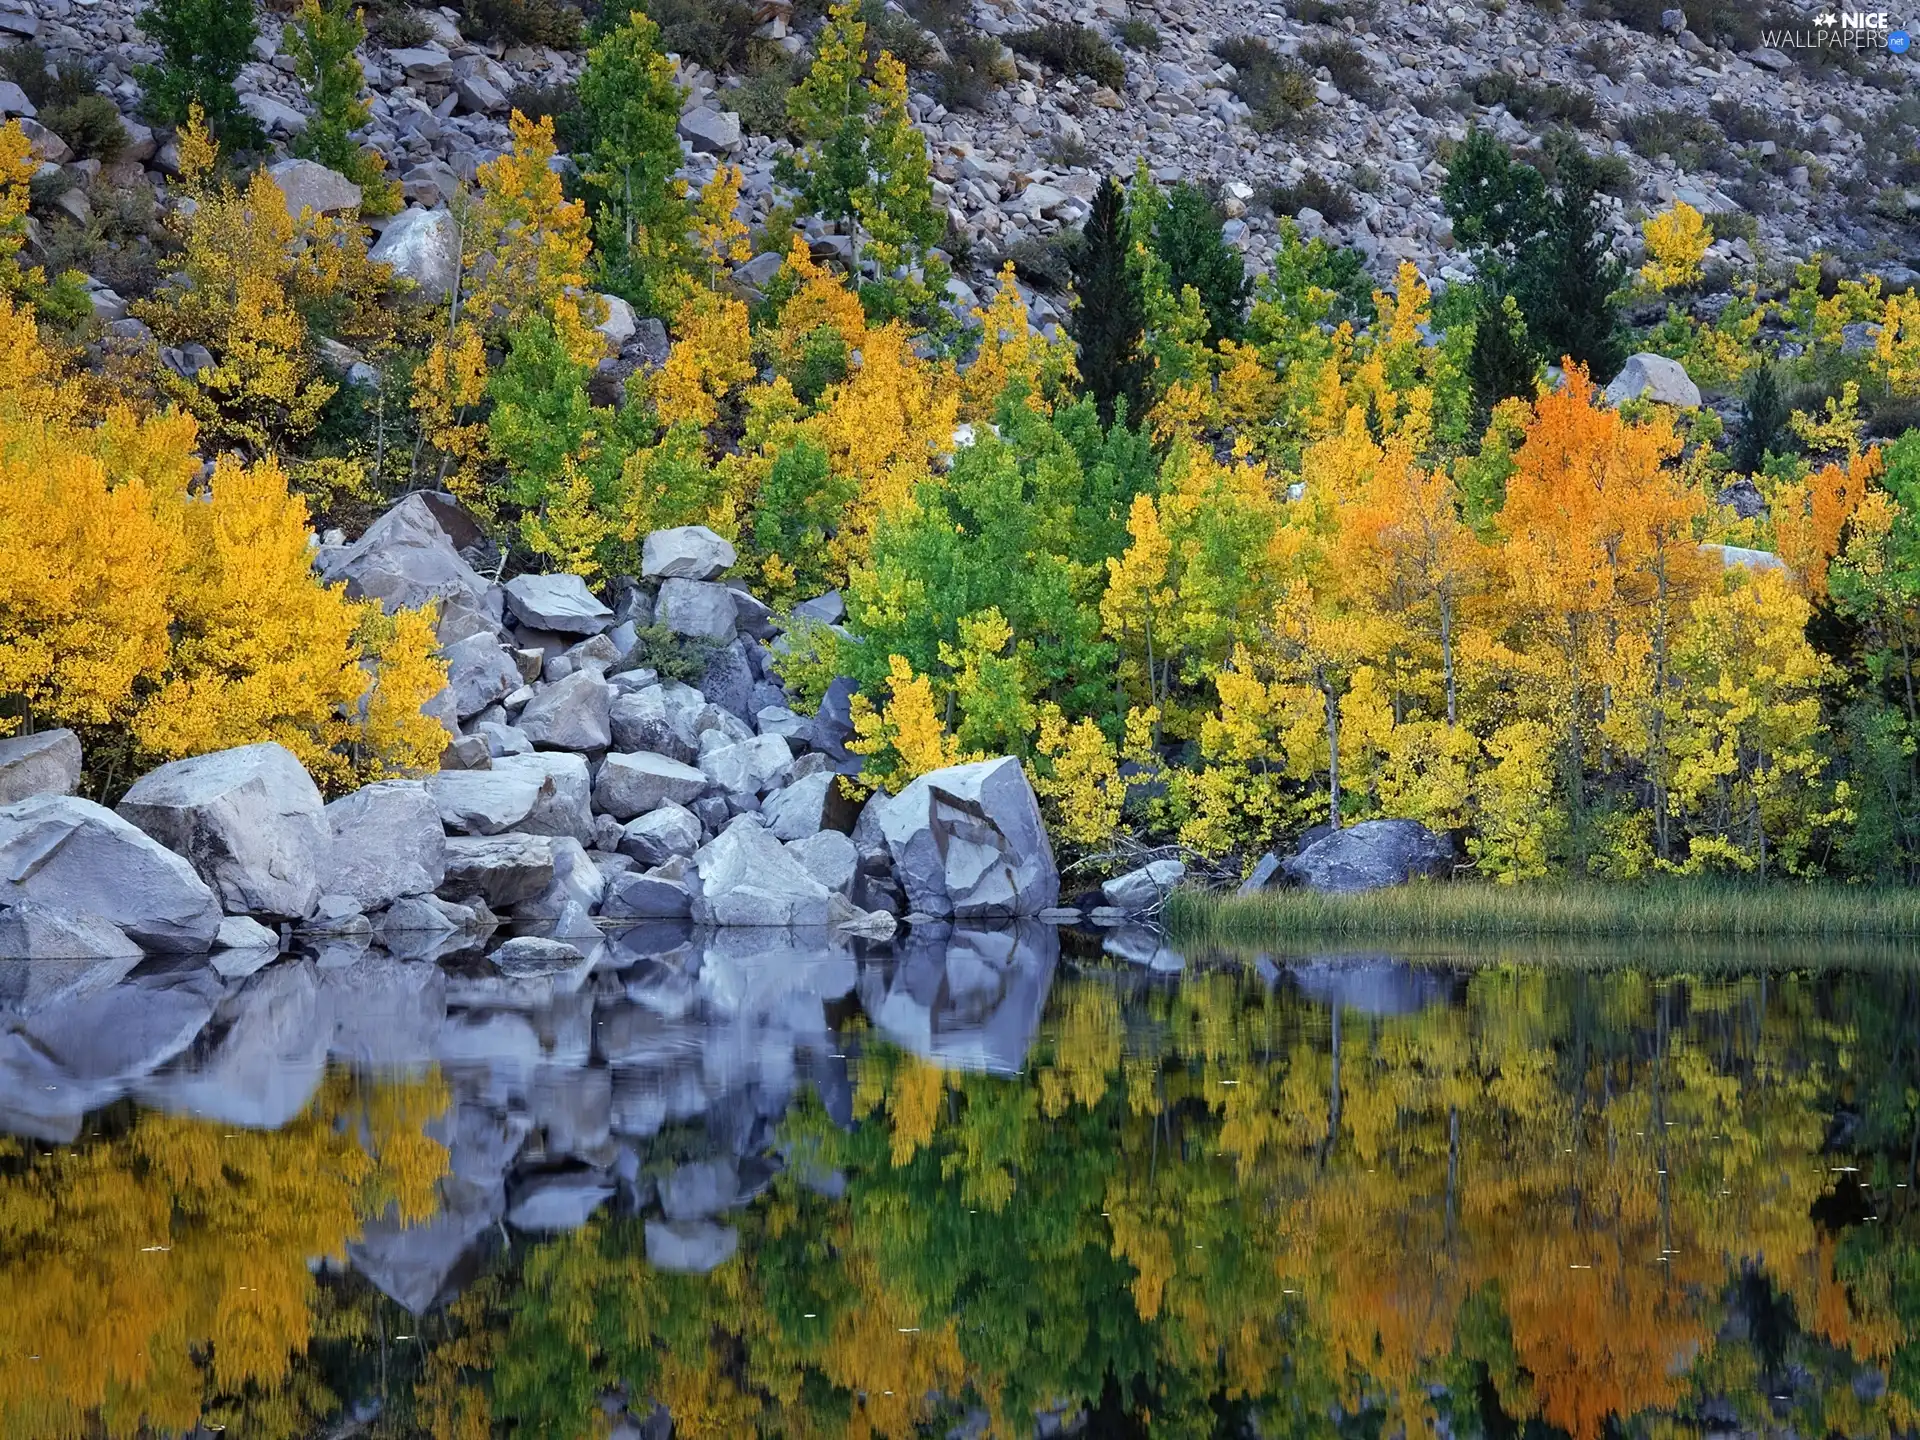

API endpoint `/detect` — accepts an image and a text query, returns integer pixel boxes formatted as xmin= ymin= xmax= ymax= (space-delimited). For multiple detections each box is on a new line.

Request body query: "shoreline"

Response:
xmin=1162 ymin=881 xmax=1920 ymax=946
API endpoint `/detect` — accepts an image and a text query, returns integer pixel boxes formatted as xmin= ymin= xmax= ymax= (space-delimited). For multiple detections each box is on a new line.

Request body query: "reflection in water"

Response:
xmin=1 ymin=926 xmax=1919 ymax=1437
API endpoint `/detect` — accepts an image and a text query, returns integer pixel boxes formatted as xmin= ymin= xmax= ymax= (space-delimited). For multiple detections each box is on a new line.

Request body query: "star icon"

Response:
xmin=1814 ymin=10 xmax=1838 ymax=22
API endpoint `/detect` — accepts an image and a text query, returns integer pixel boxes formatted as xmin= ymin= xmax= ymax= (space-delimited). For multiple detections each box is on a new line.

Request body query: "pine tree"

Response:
xmin=1516 ymin=146 xmax=1623 ymax=377
xmin=1732 ymin=363 xmax=1789 ymax=475
xmin=284 ymin=0 xmax=397 ymax=211
xmin=1069 ymin=174 xmax=1148 ymax=429
xmin=1466 ymin=289 xmax=1539 ymax=433
xmin=1150 ymin=183 xmax=1249 ymax=343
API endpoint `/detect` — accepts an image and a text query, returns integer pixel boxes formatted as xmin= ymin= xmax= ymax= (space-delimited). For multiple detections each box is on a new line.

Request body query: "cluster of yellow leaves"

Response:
xmin=847 ymin=653 xmax=965 ymax=793
xmin=0 ymin=292 xmax=446 ymax=787
xmin=1639 ymin=201 xmax=1711 ymax=291
xmin=0 ymin=119 xmax=39 ymax=298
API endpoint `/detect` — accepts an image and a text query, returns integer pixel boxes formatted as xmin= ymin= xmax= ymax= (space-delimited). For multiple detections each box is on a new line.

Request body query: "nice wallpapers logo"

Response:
xmin=1762 ymin=8 xmax=1914 ymax=51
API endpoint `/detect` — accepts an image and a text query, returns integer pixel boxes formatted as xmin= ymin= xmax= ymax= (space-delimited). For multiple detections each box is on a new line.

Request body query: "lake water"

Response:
xmin=2 ymin=922 xmax=1918 ymax=1438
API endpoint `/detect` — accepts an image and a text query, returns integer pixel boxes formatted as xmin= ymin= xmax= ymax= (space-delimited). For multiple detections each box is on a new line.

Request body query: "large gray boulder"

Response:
xmin=443 ymin=633 xmax=521 ymax=719
xmin=641 ymin=525 xmax=737 ymax=580
xmin=440 ymin=833 xmax=557 ymax=907
xmin=268 ymin=157 xmax=361 ymax=218
xmin=503 ymin=574 xmax=613 ymax=635
xmin=1101 ymin=858 xmax=1185 ymax=913
xmin=0 ymin=728 xmax=81 ymax=804
xmin=1280 ymin=818 xmax=1454 ymax=894
xmin=690 ymin=819 xmax=833 ymax=926
xmin=618 ymin=802 xmax=702 ymax=865
xmin=787 ymin=831 xmax=857 ymax=896
xmin=0 ymin=900 xmax=142 ymax=962
xmin=367 ymin=206 xmax=462 ymax=301
xmin=325 ymin=780 xmax=446 ymax=907
xmin=698 ymin=734 xmax=793 ymax=796
xmin=21 ymin=966 xmax=223 ymax=1083
xmin=609 ymin=684 xmax=698 ymax=762
xmin=489 ymin=752 xmax=595 ymax=843
xmin=594 ymin=752 xmax=710 ymax=820
xmin=116 ymin=743 xmax=329 ymax=920
xmin=601 ymin=867 xmax=693 ymax=918
xmin=0 ymin=794 xmax=221 ymax=950
xmin=869 ymin=757 xmax=1058 ymax=919
xmin=1602 ymin=352 xmax=1702 ymax=409
xmin=762 ymin=771 xmax=834 ymax=840
xmin=425 ymin=769 xmax=548 ymax=835
xmin=318 ymin=493 xmax=491 ymax=615
xmin=515 ymin=670 xmax=612 ymax=751
xmin=656 ymin=578 xmax=738 ymax=641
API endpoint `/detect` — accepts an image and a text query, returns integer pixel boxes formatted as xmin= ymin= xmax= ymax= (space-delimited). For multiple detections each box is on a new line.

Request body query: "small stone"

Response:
xmin=0 ymin=728 xmax=81 ymax=804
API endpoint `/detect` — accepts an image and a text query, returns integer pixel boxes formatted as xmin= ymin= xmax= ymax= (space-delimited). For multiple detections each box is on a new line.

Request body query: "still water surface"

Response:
xmin=2 ymin=923 xmax=1918 ymax=1438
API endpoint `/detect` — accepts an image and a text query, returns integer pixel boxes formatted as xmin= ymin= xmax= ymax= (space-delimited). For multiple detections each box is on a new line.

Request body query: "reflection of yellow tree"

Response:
xmin=0 ymin=1070 xmax=448 ymax=1440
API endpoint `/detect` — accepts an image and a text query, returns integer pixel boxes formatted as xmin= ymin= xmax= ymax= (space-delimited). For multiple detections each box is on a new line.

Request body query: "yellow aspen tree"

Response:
xmin=847 ymin=653 xmax=964 ymax=792
xmin=690 ymin=163 xmax=753 ymax=291
xmin=1877 ymin=290 xmax=1920 ymax=396
xmin=0 ymin=119 xmax=40 ymax=298
xmin=1639 ymin=202 xmax=1711 ymax=290
xmin=1032 ymin=702 xmax=1125 ymax=849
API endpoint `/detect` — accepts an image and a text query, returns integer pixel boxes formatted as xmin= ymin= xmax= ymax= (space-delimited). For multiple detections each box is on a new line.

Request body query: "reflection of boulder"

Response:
xmin=21 ymin=963 xmax=224 ymax=1084
xmin=0 ymin=949 xmax=140 ymax=1012
xmin=1288 ymin=958 xmax=1456 ymax=1017
xmin=864 ymin=923 xmax=1058 ymax=1075
xmin=137 ymin=961 xmax=332 ymax=1128
xmin=645 ymin=1218 xmax=738 ymax=1273
xmin=508 ymin=1170 xmax=614 ymax=1231
xmin=324 ymin=955 xmax=447 ymax=1067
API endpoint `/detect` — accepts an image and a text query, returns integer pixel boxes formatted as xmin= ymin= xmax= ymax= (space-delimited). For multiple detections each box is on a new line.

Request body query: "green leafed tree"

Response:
xmin=137 ymin=0 xmax=260 ymax=142
xmin=284 ymin=0 xmax=398 ymax=212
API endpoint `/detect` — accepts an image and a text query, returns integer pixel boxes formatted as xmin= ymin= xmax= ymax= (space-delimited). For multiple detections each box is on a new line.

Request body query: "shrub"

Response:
xmin=457 ymin=0 xmax=582 ymax=50
xmin=636 ymin=0 xmax=757 ymax=70
xmin=40 ymin=93 xmax=127 ymax=164
xmin=1299 ymin=37 xmax=1375 ymax=101
xmin=861 ymin=0 xmax=937 ymax=67
xmin=1469 ymin=72 xmax=1595 ymax=129
xmin=135 ymin=0 xmax=259 ymax=142
xmin=1576 ymin=35 xmax=1624 ymax=81
xmin=1622 ymin=108 xmax=1725 ymax=169
xmin=733 ymin=63 xmax=798 ymax=139
xmin=364 ymin=0 xmax=428 ymax=46
xmin=285 ymin=0 xmax=399 ymax=213
xmin=989 ymin=232 xmax=1081 ymax=292
xmin=1213 ymin=35 xmax=1316 ymax=133
xmin=1047 ymin=133 xmax=1095 ymax=169
xmin=1267 ymin=171 xmax=1357 ymax=224
xmin=1008 ymin=23 xmax=1125 ymax=90
xmin=1117 ymin=16 xmax=1160 ymax=49
xmin=614 ymin=624 xmax=725 ymax=684
xmin=930 ymin=31 xmax=1012 ymax=110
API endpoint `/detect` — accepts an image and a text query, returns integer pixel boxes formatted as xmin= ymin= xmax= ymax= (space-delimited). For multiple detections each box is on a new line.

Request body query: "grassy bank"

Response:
xmin=1163 ymin=881 xmax=1920 ymax=947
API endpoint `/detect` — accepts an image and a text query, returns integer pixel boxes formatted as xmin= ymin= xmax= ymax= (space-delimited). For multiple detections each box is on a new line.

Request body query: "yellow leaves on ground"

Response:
xmin=0 ymin=292 xmax=446 ymax=786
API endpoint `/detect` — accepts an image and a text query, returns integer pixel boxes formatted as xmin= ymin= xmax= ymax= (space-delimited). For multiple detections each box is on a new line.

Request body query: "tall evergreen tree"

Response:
xmin=1733 ymin=363 xmax=1790 ymax=475
xmin=1069 ymin=174 xmax=1148 ymax=429
xmin=136 ymin=0 xmax=259 ymax=142
xmin=1150 ymin=183 xmax=1250 ymax=343
xmin=1517 ymin=147 xmax=1625 ymax=377
xmin=1466 ymin=289 xmax=1540 ymax=433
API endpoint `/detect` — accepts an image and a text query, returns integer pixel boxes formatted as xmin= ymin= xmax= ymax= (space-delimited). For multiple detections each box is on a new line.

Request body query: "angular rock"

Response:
xmin=787 ymin=830 xmax=857 ymax=896
xmin=137 ymin=962 xmax=331 ymax=1129
xmin=213 ymin=914 xmax=279 ymax=952
xmin=267 ymin=158 xmax=361 ymax=218
xmin=808 ymin=676 xmax=859 ymax=764
xmin=0 ymin=795 xmax=221 ymax=951
xmin=0 ymin=728 xmax=81 ymax=804
xmin=642 ymin=525 xmax=736 ymax=581
xmin=1236 ymin=851 xmax=1283 ymax=896
xmin=602 ymin=868 xmax=693 ymax=918
xmin=504 ymin=574 xmax=614 ymax=635
xmin=0 ymin=900 xmax=142 ymax=961
xmin=697 ymin=642 xmax=756 ymax=722
xmin=444 ymin=633 xmax=520 ymax=719
xmin=659 ymin=1157 xmax=739 ymax=1221
xmin=441 ymin=833 xmax=557 ymax=908
xmin=594 ymin=752 xmax=710 ymax=820
xmin=699 ymin=734 xmax=794 ymax=796
xmin=791 ymin=590 xmax=845 ymax=625
xmin=116 ymin=743 xmax=329 ymax=920
xmin=1280 ymin=818 xmax=1454 ymax=894
xmin=23 ymin=967 xmax=222 ymax=1083
xmin=691 ymin=820 xmax=833 ymax=926
xmin=761 ymin=771 xmax=834 ymax=840
xmin=619 ymin=802 xmax=703 ymax=864
xmin=325 ymin=780 xmax=446 ymax=907
xmin=656 ymin=578 xmax=738 ymax=641
xmin=1602 ymin=353 xmax=1702 ymax=409
xmin=426 ymin=769 xmax=547 ymax=835
xmin=489 ymin=752 xmax=595 ymax=843
xmin=646 ymin=1218 xmax=738 ymax=1272
xmin=677 ymin=107 xmax=742 ymax=153
xmin=489 ymin=935 xmax=585 ymax=975
xmin=609 ymin=685 xmax=696 ymax=762
xmin=367 ymin=207 xmax=462 ymax=302
xmin=869 ymin=757 xmax=1058 ymax=919
xmin=515 ymin=670 xmax=613 ymax=751
xmin=1101 ymin=858 xmax=1185 ymax=912
xmin=319 ymin=493 xmax=490 ymax=614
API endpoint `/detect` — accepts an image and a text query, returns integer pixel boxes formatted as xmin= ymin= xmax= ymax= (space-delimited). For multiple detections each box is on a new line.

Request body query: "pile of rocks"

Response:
xmin=0 ymin=499 xmax=1063 ymax=960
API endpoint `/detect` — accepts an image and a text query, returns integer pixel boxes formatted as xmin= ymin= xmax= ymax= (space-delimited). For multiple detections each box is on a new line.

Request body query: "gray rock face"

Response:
xmin=426 ymin=769 xmax=547 ymax=835
xmin=699 ymin=734 xmax=794 ymax=796
xmin=441 ymin=833 xmax=557 ymax=908
xmin=325 ymin=781 xmax=446 ymax=907
xmin=0 ymin=729 xmax=81 ymax=804
xmin=1602 ymin=353 xmax=1702 ymax=409
xmin=444 ymin=634 xmax=520 ymax=719
xmin=1101 ymin=859 xmax=1185 ymax=912
xmin=602 ymin=869 xmax=693 ymax=918
xmin=503 ymin=574 xmax=614 ymax=635
xmin=318 ymin=493 xmax=490 ymax=615
xmin=1280 ymin=819 xmax=1454 ymax=894
xmin=0 ymin=795 xmax=221 ymax=951
xmin=137 ymin=962 xmax=332 ymax=1129
xmin=677 ymin=106 xmax=742 ymax=153
xmin=1236 ymin=851 xmax=1283 ymax=896
xmin=515 ymin=670 xmax=612 ymax=751
xmin=690 ymin=820 xmax=833 ymax=927
xmin=656 ymin=578 xmax=738 ymax=640
xmin=870 ymin=757 xmax=1058 ymax=919
xmin=267 ymin=158 xmax=361 ymax=218
xmin=610 ymin=685 xmax=698 ymax=762
xmin=0 ymin=900 xmax=142 ymax=961
xmin=641 ymin=525 xmax=737 ymax=580
xmin=490 ymin=935 xmax=586 ymax=975
xmin=619 ymin=802 xmax=702 ymax=865
xmin=645 ymin=1218 xmax=738 ymax=1273
xmin=594 ymin=752 xmax=710 ymax=820
xmin=763 ymin=771 xmax=834 ymax=840
xmin=367 ymin=206 xmax=462 ymax=301
xmin=22 ymin=967 xmax=222 ymax=1084
xmin=212 ymin=914 xmax=279 ymax=954
xmin=116 ymin=743 xmax=330 ymax=920
xmin=787 ymin=830 xmax=857 ymax=896
xmin=489 ymin=752 xmax=595 ymax=844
